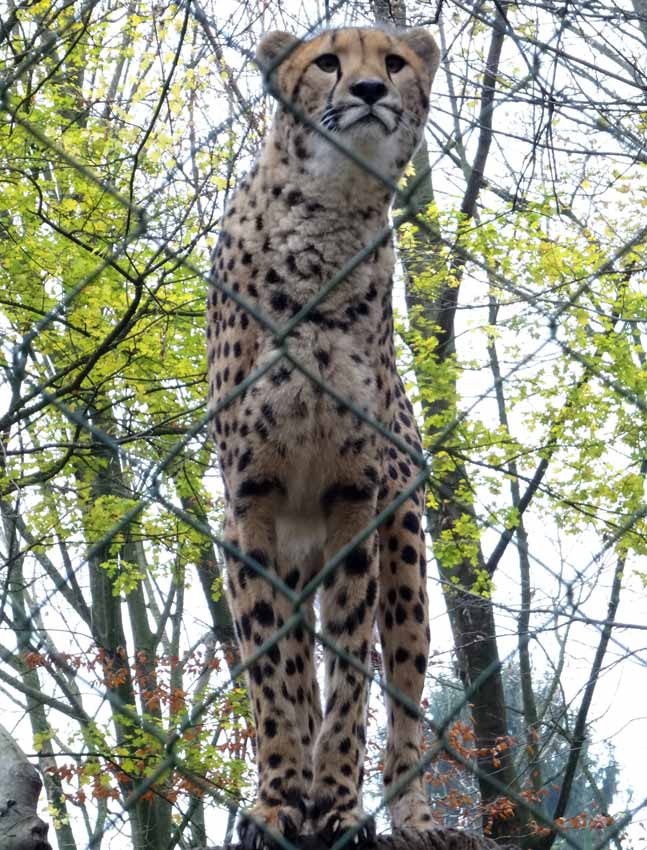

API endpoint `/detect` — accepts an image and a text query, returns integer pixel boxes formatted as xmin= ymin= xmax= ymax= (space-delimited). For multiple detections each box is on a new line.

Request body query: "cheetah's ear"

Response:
xmin=256 ymin=31 xmax=300 ymax=74
xmin=400 ymin=28 xmax=440 ymax=78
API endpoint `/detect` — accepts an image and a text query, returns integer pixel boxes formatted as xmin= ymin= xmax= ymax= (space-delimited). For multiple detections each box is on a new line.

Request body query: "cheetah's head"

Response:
xmin=257 ymin=27 xmax=439 ymax=185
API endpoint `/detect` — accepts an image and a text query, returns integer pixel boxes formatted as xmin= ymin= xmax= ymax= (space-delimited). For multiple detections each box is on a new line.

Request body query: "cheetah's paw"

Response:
xmin=238 ymin=802 xmax=304 ymax=850
xmin=389 ymin=791 xmax=435 ymax=833
xmin=314 ymin=808 xmax=376 ymax=848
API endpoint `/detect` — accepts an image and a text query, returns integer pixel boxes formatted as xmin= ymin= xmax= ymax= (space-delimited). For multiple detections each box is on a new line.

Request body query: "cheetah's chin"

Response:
xmin=338 ymin=106 xmax=395 ymax=135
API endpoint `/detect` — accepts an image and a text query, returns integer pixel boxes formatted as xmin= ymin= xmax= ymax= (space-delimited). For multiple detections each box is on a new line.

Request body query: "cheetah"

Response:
xmin=207 ymin=25 xmax=440 ymax=849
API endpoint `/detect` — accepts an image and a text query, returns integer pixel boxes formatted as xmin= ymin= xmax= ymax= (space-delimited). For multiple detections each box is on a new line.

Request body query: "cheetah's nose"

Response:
xmin=350 ymin=80 xmax=388 ymax=105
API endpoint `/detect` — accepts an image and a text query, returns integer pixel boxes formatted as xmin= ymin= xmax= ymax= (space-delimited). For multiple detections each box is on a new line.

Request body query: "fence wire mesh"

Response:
xmin=1 ymin=2 xmax=646 ymax=850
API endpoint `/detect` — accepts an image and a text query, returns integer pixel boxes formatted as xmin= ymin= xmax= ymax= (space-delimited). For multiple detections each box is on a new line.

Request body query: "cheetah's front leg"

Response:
xmin=310 ymin=491 xmax=379 ymax=848
xmin=223 ymin=503 xmax=309 ymax=850
xmin=378 ymin=471 xmax=433 ymax=830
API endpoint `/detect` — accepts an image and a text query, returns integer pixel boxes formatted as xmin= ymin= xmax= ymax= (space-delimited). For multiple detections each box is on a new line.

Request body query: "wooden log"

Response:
xmin=0 ymin=725 xmax=51 ymax=850
xmin=193 ymin=828 xmax=521 ymax=850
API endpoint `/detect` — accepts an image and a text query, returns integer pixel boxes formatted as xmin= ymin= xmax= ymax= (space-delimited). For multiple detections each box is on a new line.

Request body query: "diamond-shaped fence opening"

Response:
xmin=0 ymin=3 xmax=646 ymax=850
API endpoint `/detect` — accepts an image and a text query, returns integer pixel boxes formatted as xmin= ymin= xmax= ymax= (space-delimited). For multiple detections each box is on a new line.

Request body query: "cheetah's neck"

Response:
xmin=257 ymin=125 xmax=396 ymax=222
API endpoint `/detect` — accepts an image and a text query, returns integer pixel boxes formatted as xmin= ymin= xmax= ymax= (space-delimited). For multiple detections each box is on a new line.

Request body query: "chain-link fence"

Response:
xmin=1 ymin=2 xmax=646 ymax=850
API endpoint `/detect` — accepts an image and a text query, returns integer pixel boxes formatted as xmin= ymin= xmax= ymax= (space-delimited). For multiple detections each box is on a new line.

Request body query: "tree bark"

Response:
xmin=80 ymin=402 xmax=173 ymax=850
xmin=372 ymin=1 xmax=530 ymax=841
xmin=0 ymin=725 xmax=51 ymax=850
xmin=1 ymin=494 xmax=78 ymax=850
xmin=631 ymin=0 xmax=647 ymax=45
xmin=537 ymin=558 xmax=625 ymax=850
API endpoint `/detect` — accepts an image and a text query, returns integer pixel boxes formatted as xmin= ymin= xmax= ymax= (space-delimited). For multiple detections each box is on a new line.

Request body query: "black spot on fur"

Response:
xmin=252 ymin=600 xmax=275 ymax=627
xmin=238 ymin=448 xmax=253 ymax=472
xmin=271 ymin=291 xmax=288 ymax=312
xmin=265 ymin=718 xmax=277 ymax=738
xmin=401 ymin=544 xmax=417 ymax=565
xmin=322 ymin=483 xmax=373 ymax=508
xmin=237 ymin=478 xmax=283 ymax=499
xmin=345 ymin=548 xmax=370 ymax=576
xmin=402 ymin=511 xmax=420 ymax=534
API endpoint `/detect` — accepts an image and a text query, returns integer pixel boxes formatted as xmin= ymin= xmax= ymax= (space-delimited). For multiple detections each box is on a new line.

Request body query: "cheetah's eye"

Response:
xmin=314 ymin=53 xmax=340 ymax=73
xmin=385 ymin=54 xmax=406 ymax=74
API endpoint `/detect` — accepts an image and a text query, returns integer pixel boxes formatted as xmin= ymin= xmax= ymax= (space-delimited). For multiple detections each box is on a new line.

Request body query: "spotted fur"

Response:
xmin=207 ymin=25 xmax=440 ymax=849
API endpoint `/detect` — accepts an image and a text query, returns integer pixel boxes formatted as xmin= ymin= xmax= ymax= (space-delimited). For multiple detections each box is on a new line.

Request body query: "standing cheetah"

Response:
xmin=207 ymin=25 xmax=440 ymax=849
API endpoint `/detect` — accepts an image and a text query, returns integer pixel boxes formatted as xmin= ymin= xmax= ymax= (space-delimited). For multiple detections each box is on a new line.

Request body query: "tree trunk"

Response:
xmin=79 ymin=403 xmax=172 ymax=850
xmin=371 ymin=0 xmax=530 ymax=841
xmin=631 ymin=0 xmax=647 ymax=44
xmin=0 ymin=725 xmax=51 ymax=850
xmin=1 ymin=497 xmax=78 ymax=850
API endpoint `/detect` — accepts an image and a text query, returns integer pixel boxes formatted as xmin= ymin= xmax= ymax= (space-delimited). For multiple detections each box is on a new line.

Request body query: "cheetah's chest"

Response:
xmin=254 ymin=327 xmax=379 ymax=437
